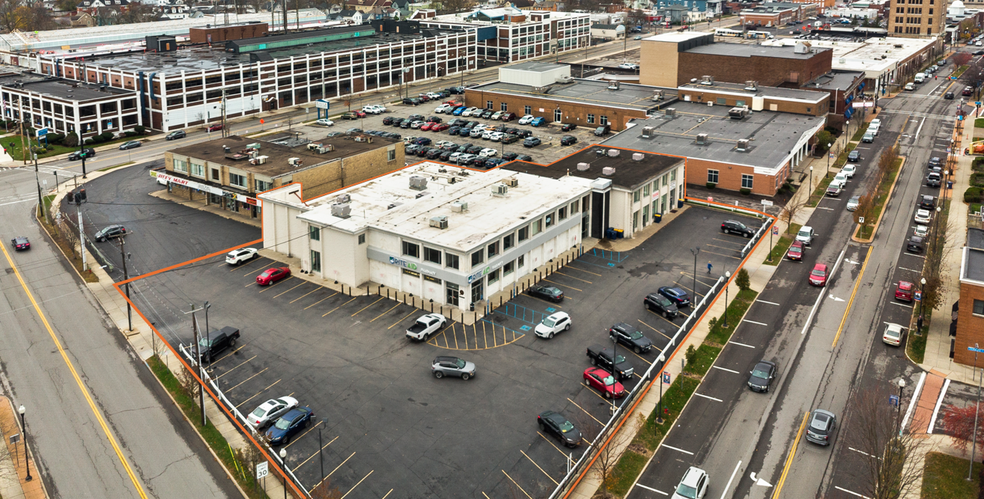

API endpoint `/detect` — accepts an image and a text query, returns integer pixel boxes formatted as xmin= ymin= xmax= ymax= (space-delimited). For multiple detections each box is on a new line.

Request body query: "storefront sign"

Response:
xmin=467 ymin=261 xmax=502 ymax=284
xmin=389 ymin=256 xmax=436 ymax=276
xmin=154 ymin=172 xmax=257 ymax=205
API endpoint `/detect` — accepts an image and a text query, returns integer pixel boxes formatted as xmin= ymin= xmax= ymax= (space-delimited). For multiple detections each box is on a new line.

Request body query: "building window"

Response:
xmin=486 ymin=100 xmax=493 ymax=109
xmin=173 ymin=159 xmax=188 ymax=173
xmin=708 ymin=170 xmax=719 ymax=184
xmin=716 ymin=97 xmax=727 ymax=105
xmin=190 ymin=163 xmax=205 ymax=177
xmin=310 ymin=250 xmax=321 ymax=272
xmin=504 ymin=260 xmax=514 ymax=275
xmin=634 ymin=190 xmax=641 ymax=202
xmin=488 ymin=241 xmax=499 ymax=258
xmin=518 ymin=255 xmax=525 ymax=268
xmin=256 ymin=179 xmax=271 ymax=192
xmin=571 ymin=199 xmax=579 ymax=213
xmin=741 ymin=174 xmax=753 ymax=189
xmin=472 ymin=249 xmax=484 ymax=266
xmin=402 ymin=241 xmax=420 ymax=258
xmin=230 ymin=173 xmax=246 ymax=188
xmin=531 ymin=219 xmax=542 ymax=236
xmin=504 ymin=233 xmax=514 ymax=250
xmin=554 ymin=109 xmax=562 ymax=122
xmin=501 ymin=102 xmax=508 ymax=111
xmin=309 ymin=226 xmax=321 ymax=241
xmin=487 ymin=269 xmax=499 ymax=284
xmin=358 ymin=234 xmax=366 ymax=244
xmin=524 ymin=105 xmax=532 ymax=115
xmin=974 ymin=299 xmax=984 ymax=316
xmin=211 ymin=169 xmax=219 ymax=181
xmin=643 ymin=184 xmax=650 ymax=197
xmin=424 ymin=246 xmax=442 ymax=264
xmin=545 ymin=213 xmax=554 ymax=228
xmin=558 ymin=206 xmax=567 ymax=220
xmin=633 ymin=210 xmax=639 ymax=229
xmin=587 ymin=113 xmax=595 ymax=124
xmin=446 ymin=252 xmax=459 ymax=269
xmin=388 ymin=149 xmax=396 ymax=161
xmin=519 ymin=225 xmax=529 ymax=241
xmin=600 ymin=116 xmax=608 ymax=125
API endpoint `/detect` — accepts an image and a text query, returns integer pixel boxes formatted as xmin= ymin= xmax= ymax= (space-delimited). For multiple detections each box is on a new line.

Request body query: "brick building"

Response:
xmin=160 ymin=133 xmax=403 ymax=219
xmin=887 ymin=0 xmax=945 ymax=37
xmin=955 ymin=229 xmax=984 ymax=366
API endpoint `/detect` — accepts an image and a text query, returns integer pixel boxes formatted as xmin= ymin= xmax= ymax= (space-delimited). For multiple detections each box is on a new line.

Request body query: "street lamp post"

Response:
xmin=279 ymin=448 xmax=288 ymax=499
xmin=17 ymin=405 xmax=30 ymax=481
xmin=690 ymin=247 xmax=700 ymax=308
xmin=970 ymin=343 xmax=982 ymax=481
xmin=919 ymin=277 xmax=927 ymax=332
xmin=809 ymin=166 xmax=814 ymax=202
xmin=655 ymin=353 xmax=666 ymax=426
xmin=826 ymin=142 xmax=832 ymax=178
xmin=896 ymin=378 xmax=906 ymax=436
xmin=723 ymin=270 xmax=731 ymax=328
xmin=317 ymin=418 xmax=327 ymax=483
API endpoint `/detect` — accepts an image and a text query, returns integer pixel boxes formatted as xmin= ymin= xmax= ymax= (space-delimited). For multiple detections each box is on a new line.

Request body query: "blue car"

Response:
xmin=658 ymin=286 xmax=691 ymax=308
xmin=531 ymin=117 xmax=546 ymax=127
xmin=453 ymin=106 xmax=466 ymax=116
xmin=265 ymin=407 xmax=314 ymax=445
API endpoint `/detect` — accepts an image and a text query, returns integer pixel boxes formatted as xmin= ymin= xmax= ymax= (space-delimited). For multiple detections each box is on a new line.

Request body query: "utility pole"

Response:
xmin=185 ymin=304 xmax=208 ymax=426
xmin=33 ymin=152 xmax=48 ymax=224
xmin=119 ymin=238 xmax=131 ymax=332
xmin=78 ymin=201 xmax=87 ymax=272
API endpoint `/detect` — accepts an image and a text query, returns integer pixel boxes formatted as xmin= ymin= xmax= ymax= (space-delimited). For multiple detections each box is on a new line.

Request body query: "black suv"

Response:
xmin=560 ymin=135 xmax=577 ymax=146
xmin=68 ymin=148 xmax=96 ymax=161
xmin=721 ymin=220 xmax=755 ymax=238
xmin=608 ymin=322 xmax=653 ymax=354
xmin=644 ymin=293 xmax=679 ymax=319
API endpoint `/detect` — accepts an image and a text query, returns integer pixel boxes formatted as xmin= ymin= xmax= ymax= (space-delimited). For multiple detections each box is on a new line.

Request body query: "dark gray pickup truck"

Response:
xmin=199 ymin=326 xmax=240 ymax=362
xmin=585 ymin=344 xmax=634 ymax=380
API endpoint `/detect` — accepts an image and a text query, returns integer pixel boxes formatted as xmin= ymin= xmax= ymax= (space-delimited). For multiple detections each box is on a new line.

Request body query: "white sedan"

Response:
xmin=841 ymin=164 xmax=857 ymax=178
xmin=518 ymin=115 xmax=535 ymax=125
xmin=247 ymin=396 xmax=298 ymax=429
xmin=914 ymin=225 xmax=929 ymax=238
xmin=914 ymin=209 xmax=932 ymax=224
xmin=225 ymin=247 xmax=258 ymax=265
xmin=435 ymin=104 xmax=452 ymax=114
xmin=315 ymin=118 xmax=334 ymax=126
xmin=882 ymin=323 xmax=906 ymax=346
xmin=535 ymin=312 xmax=571 ymax=339
xmin=618 ymin=63 xmax=639 ymax=70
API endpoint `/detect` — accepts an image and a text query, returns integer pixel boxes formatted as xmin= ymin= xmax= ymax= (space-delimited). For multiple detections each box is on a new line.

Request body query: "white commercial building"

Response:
xmin=259 ymin=162 xmax=594 ymax=309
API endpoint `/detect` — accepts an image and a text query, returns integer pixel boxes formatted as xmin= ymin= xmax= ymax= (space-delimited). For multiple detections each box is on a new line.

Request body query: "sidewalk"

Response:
xmin=0 ymin=396 xmax=47 ymax=499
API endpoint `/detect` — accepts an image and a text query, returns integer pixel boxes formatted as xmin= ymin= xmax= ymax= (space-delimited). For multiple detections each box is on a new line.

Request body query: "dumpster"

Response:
xmin=653 ymin=213 xmax=663 ymax=223
xmin=614 ymin=228 xmax=624 ymax=239
xmin=605 ymin=227 xmax=617 ymax=239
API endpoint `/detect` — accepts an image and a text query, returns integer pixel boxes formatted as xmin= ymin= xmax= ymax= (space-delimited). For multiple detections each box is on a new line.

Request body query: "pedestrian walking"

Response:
xmin=707 ymin=261 xmax=713 ymax=274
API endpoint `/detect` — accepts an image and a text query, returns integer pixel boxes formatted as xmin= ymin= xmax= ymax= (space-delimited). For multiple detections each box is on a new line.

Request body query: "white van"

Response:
xmin=914 ymin=73 xmax=926 ymax=83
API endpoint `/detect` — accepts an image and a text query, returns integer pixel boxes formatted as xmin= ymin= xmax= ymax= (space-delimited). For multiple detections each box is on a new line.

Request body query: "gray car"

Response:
xmin=432 ymin=356 xmax=476 ymax=380
xmin=846 ymin=195 xmax=860 ymax=211
xmin=805 ymin=409 xmax=836 ymax=446
xmin=94 ymin=224 xmax=127 ymax=242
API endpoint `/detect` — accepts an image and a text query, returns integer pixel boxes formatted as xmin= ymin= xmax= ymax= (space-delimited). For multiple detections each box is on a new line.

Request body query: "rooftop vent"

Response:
xmin=429 ymin=215 xmax=448 ymax=229
xmin=729 ymin=106 xmax=749 ymax=120
xmin=387 ymin=202 xmax=402 ymax=209
xmin=409 ymin=175 xmax=428 ymax=190
xmin=556 ymin=75 xmax=574 ymax=84
xmin=652 ymin=90 xmax=664 ymax=102
xmin=602 ymin=166 xmax=616 ymax=176
xmin=492 ymin=183 xmax=508 ymax=196
xmin=223 ymin=145 xmax=230 ymax=153
xmin=607 ymin=80 xmax=620 ymax=91
xmin=665 ymin=108 xmax=676 ymax=117
xmin=641 ymin=126 xmax=655 ymax=138
xmin=415 ymin=192 xmax=427 ymax=199
xmin=700 ymin=75 xmax=714 ymax=86
xmin=254 ymin=155 xmax=268 ymax=164
xmin=451 ymin=201 xmax=468 ymax=212
xmin=632 ymin=153 xmax=644 ymax=161
xmin=331 ymin=203 xmax=351 ymax=218
xmin=695 ymin=133 xmax=708 ymax=145
xmin=577 ymin=162 xmax=590 ymax=171
xmin=336 ymin=194 xmax=351 ymax=204
xmin=744 ymin=80 xmax=758 ymax=91
xmin=607 ymin=149 xmax=620 ymax=158
xmin=736 ymin=139 xmax=750 ymax=152
xmin=288 ymin=157 xmax=301 ymax=166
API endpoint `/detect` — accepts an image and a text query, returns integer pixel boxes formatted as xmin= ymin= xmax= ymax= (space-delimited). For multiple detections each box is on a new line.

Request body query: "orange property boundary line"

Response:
xmin=561 ymin=199 xmax=774 ymax=498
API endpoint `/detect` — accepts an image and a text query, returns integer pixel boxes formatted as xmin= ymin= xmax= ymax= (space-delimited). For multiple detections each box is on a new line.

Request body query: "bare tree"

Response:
xmin=780 ymin=201 xmax=806 ymax=234
xmin=853 ymin=191 xmax=875 ymax=233
xmin=0 ymin=0 xmax=23 ymax=33
xmin=847 ymin=386 xmax=927 ymax=499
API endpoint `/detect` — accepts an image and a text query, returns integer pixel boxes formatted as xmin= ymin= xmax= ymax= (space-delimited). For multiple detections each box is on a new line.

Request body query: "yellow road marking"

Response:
xmin=328 ymin=452 xmax=356 ymax=478
xmin=833 ymin=246 xmax=873 ymax=348
xmin=536 ymin=432 xmax=577 ymax=464
xmin=224 ymin=367 xmax=269 ymax=393
xmin=454 ymin=326 xmax=460 ymax=349
xmin=381 ymin=490 xmax=394 ymax=499
xmin=565 ymin=265 xmax=602 ymax=276
xmin=210 ymin=345 xmax=246 ymax=364
xmin=0 ymin=241 xmax=149 ymax=499
xmin=625 ymin=348 xmax=652 ymax=365
xmin=582 ymin=382 xmax=615 ymax=403
xmin=304 ymin=291 xmax=338 ymax=310
xmin=289 ymin=287 xmax=321 ymax=303
xmin=340 ymin=470 xmax=374 ymax=499
xmin=553 ymin=271 xmax=592 ymax=284
xmin=323 ymin=297 xmax=358 ymax=317
xmin=285 ymin=423 xmax=320 ymax=450
xmin=235 ymin=379 xmax=281 ymax=408
xmin=772 ymin=411 xmax=810 ymax=499
xmin=370 ymin=303 xmax=402 ymax=322
xmin=258 ymin=276 xmax=294 ymax=293
xmin=231 ymin=258 xmax=266 ymax=272
xmin=274 ymin=282 xmax=306 ymax=298
xmin=501 ymin=470 xmax=533 ymax=499
xmin=543 ymin=278 xmax=582 ymax=292
xmin=638 ymin=318 xmax=673 ymax=339
xmin=351 ymin=296 xmax=384 ymax=316
xmin=521 ymin=450 xmax=559 ymax=485
xmin=388 ymin=309 xmax=417 ymax=330
xmin=484 ymin=323 xmax=489 ymax=349
xmin=482 ymin=493 xmax=492 ymax=499
xmin=214 ymin=355 xmax=258 ymax=380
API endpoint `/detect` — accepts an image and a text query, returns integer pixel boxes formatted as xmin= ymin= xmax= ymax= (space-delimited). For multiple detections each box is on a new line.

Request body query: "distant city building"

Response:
xmin=887 ymin=0 xmax=945 ymax=37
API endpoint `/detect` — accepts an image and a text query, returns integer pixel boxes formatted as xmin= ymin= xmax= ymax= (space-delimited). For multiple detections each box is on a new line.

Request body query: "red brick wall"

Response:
xmin=955 ymin=280 xmax=984 ymax=366
xmin=677 ymin=49 xmax=832 ymax=87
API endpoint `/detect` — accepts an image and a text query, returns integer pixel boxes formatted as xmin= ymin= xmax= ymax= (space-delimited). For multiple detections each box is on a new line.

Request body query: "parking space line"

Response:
xmin=501 ymin=470 xmax=533 ymax=499
xmin=745 ymin=320 xmax=768 ymax=326
xmin=340 ymin=470 xmax=373 ymax=499
xmin=454 ymin=325 xmax=460 ymax=349
xmin=662 ymin=444 xmax=695 ymax=456
xmin=289 ymin=288 xmax=322 ymax=304
xmin=214 ymin=355 xmax=258 ymax=380
xmin=234 ymin=379 xmax=282 ymax=408
xmin=833 ymin=486 xmax=871 ymax=498
xmin=713 ymin=366 xmax=740 ymax=374
xmin=694 ymin=392 xmax=723 ymax=402
xmin=891 ymin=302 xmax=913 ymax=309
xmin=323 ymin=297 xmax=358 ymax=317
xmin=702 ymin=249 xmax=741 ymax=260
xmin=706 ymin=243 xmax=743 ymax=251
xmin=543 ymin=278 xmax=582 ymax=292
xmin=388 ymin=309 xmax=418 ymax=330
xmin=304 ymin=291 xmax=338 ymax=310
xmin=274 ymin=282 xmax=306 ymax=298
xmin=553 ymin=271 xmax=592 ymax=284
xmin=635 ymin=483 xmax=668 ymax=495
xmin=638 ymin=318 xmax=673 ymax=338
xmin=728 ymin=340 xmax=756 ymax=349
xmin=482 ymin=492 xmax=492 ymax=499
xmin=520 ymin=450 xmax=559 ymax=485
xmin=297 ymin=434 xmax=339 ymax=469
xmin=528 ymin=295 xmax=564 ymax=307
xmin=212 ymin=345 xmax=246 ymax=364
xmin=582 ymin=384 xmax=614 ymax=403
xmin=224 ymin=367 xmax=269 ymax=393
xmin=536 ymin=433 xmax=576 ymax=464
xmin=565 ymin=265 xmax=602 ymax=277
xmin=381 ymin=490 xmax=393 ymax=499
xmin=241 ymin=262 xmax=273 ymax=276
xmin=327 ymin=452 xmax=356 ymax=478
xmin=566 ymin=398 xmax=604 ymax=425
xmin=258 ymin=276 xmax=294 ymax=293
xmin=352 ymin=297 xmax=385 ymax=316
xmin=898 ymin=267 xmax=922 ymax=273
xmin=370 ymin=303 xmax=403 ymax=322
xmin=758 ymin=300 xmax=780 ymax=306
xmin=243 ymin=281 xmax=256 ymax=288
xmin=626 ymin=349 xmax=652 ymax=366
xmin=484 ymin=322 xmax=490 ymax=349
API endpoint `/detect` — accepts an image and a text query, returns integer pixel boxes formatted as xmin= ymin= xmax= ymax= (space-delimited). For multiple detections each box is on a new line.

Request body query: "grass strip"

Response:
xmin=764 ymin=224 xmax=800 ymax=266
xmin=921 ymin=452 xmax=981 ymax=499
xmin=855 ymin=157 xmax=903 ymax=239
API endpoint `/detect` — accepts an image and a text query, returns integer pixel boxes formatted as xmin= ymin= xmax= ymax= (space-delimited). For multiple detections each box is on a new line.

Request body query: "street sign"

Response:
xmin=662 ymin=371 xmax=671 ymax=384
xmin=761 ymin=200 xmax=774 ymax=206
xmin=772 ymin=226 xmax=779 ymax=235
xmin=256 ymin=461 xmax=268 ymax=479
xmin=915 ymin=291 xmax=922 ymax=302
xmin=890 ymin=394 xmax=900 ymax=407
xmin=35 ymin=127 xmax=47 ymax=138
xmin=968 ymin=346 xmax=984 ymax=353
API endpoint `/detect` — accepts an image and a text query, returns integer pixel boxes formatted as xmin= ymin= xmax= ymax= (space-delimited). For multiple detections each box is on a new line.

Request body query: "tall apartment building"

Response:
xmin=887 ymin=0 xmax=945 ymax=37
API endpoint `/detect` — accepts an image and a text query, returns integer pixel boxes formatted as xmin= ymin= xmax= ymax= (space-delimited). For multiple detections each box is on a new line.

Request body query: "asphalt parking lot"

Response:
xmin=75 ymin=162 xmax=765 ymax=497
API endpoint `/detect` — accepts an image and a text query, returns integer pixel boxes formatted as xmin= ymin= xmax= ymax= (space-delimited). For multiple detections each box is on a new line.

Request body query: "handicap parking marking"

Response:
xmin=304 ymin=291 xmax=339 ymax=310
xmin=520 ymin=450 xmax=560 ymax=485
xmin=520 ymin=325 xmax=532 ymax=331
xmin=258 ymin=276 xmax=295 ymax=293
xmin=429 ymin=320 xmax=524 ymax=350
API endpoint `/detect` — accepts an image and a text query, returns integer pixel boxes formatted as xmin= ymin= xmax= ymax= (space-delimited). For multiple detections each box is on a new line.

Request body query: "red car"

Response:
xmin=256 ymin=267 xmax=291 ymax=286
xmin=420 ymin=122 xmax=435 ymax=131
xmin=582 ymin=367 xmax=626 ymax=399
xmin=432 ymin=123 xmax=450 ymax=132
xmin=786 ymin=240 xmax=804 ymax=261
xmin=354 ymin=110 xmax=367 ymax=118
xmin=207 ymin=123 xmax=223 ymax=132
xmin=895 ymin=280 xmax=914 ymax=302
xmin=809 ymin=263 xmax=828 ymax=287
xmin=501 ymin=112 xmax=516 ymax=121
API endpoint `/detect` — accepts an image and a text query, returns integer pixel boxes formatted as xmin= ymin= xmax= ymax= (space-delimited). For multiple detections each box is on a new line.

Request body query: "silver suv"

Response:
xmin=94 ymin=224 xmax=127 ymax=242
xmin=431 ymin=356 xmax=476 ymax=380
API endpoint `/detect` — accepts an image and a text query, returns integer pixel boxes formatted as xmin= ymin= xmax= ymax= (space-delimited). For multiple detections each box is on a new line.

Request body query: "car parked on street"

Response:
xmin=537 ymin=411 xmax=581 ymax=448
xmin=119 ymin=140 xmax=141 ymax=150
xmin=265 ymin=406 xmax=314 ymax=445
xmin=582 ymin=367 xmax=626 ymax=399
xmin=805 ymin=409 xmax=836 ymax=446
xmin=883 ymin=323 xmax=906 ymax=346
xmin=895 ymin=280 xmax=914 ymax=302
xmin=786 ymin=240 xmax=804 ymax=261
xmin=914 ymin=209 xmax=932 ymax=224
xmin=809 ymin=263 xmax=828 ymax=286
xmin=432 ymin=356 xmax=476 ymax=380
xmin=644 ymin=293 xmax=678 ymax=318
xmin=747 ymin=360 xmax=777 ymax=393
xmin=846 ymin=195 xmax=860 ymax=211
xmin=670 ymin=466 xmax=708 ymax=499
xmin=528 ymin=284 xmax=564 ymax=303
xmin=907 ymin=236 xmax=924 ymax=254
xmin=206 ymin=123 xmax=223 ymax=132
xmin=841 ymin=164 xmax=857 ymax=178
xmin=165 ymin=130 xmax=186 ymax=140
xmin=796 ymin=226 xmax=815 ymax=246
xmin=247 ymin=396 xmax=299 ymax=429
xmin=847 ymin=150 xmax=861 ymax=162
xmin=256 ymin=267 xmax=290 ymax=286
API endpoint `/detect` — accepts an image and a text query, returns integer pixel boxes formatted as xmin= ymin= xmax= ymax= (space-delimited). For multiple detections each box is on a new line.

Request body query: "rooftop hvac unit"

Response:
xmin=700 ymin=75 xmax=714 ymax=86
xmin=317 ymin=144 xmax=334 ymax=153
xmin=505 ymin=177 xmax=519 ymax=187
xmin=307 ymin=142 xmax=322 ymax=151
xmin=409 ymin=175 xmax=428 ymax=190
xmin=607 ymin=149 xmax=620 ymax=158
xmin=288 ymin=157 xmax=301 ymax=166
xmin=744 ymin=80 xmax=758 ymax=91
xmin=556 ymin=75 xmax=574 ymax=84
xmin=665 ymin=108 xmax=676 ymax=117
xmin=331 ymin=203 xmax=351 ymax=218
xmin=729 ymin=106 xmax=749 ymax=120
xmin=736 ymin=139 xmax=750 ymax=152
xmin=642 ymin=126 xmax=655 ymax=138
xmin=247 ymin=142 xmax=261 ymax=149
xmin=632 ymin=153 xmax=644 ymax=161
xmin=336 ymin=193 xmax=351 ymax=204
xmin=577 ymin=162 xmax=590 ymax=171
xmin=707 ymin=101 xmax=714 ymax=107
xmin=695 ymin=133 xmax=708 ymax=145
xmin=602 ymin=166 xmax=616 ymax=175
xmin=451 ymin=201 xmax=468 ymax=212
xmin=652 ymin=90 xmax=664 ymax=102
xmin=429 ymin=216 xmax=448 ymax=229
xmin=607 ymin=81 xmax=620 ymax=91
xmin=492 ymin=183 xmax=509 ymax=196
xmin=255 ymin=155 xmax=268 ymax=164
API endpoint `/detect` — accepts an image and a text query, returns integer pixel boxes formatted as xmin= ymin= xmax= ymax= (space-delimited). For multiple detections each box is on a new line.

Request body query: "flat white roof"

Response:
xmin=762 ymin=36 xmax=939 ymax=74
xmin=645 ymin=31 xmax=710 ymax=43
xmin=262 ymin=162 xmax=594 ymax=251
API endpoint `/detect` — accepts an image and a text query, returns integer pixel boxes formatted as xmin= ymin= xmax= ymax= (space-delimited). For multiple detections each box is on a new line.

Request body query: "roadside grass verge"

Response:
xmin=855 ymin=157 xmax=903 ymax=240
xmin=37 ymin=195 xmax=98 ymax=283
xmin=953 ymin=65 xmax=969 ymax=79
xmin=921 ymin=452 xmax=980 ymax=499
xmin=764 ymin=223 xmax=800 ymax=266
xmin=851 ymin=123 xmax=870 ymax=142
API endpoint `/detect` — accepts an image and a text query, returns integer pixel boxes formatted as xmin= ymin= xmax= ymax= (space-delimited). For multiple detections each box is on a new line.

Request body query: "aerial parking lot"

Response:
xmin=80 ymin=164 xmax=765 ymax=497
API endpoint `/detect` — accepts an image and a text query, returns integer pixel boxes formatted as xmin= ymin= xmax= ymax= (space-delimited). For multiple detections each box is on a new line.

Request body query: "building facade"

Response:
xmin=887 ymin=0 xmax=945 ymax=37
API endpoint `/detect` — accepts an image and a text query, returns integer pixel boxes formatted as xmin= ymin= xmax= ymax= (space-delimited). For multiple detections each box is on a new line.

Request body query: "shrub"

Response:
xmin=736 ymin=268 xmax=751 ymax=291
xmin=739 ymin=188 xmax=751 ymax=195
xmin=134 ymin=125 xmax=146 ymax=135
xmin=685 ymin=345 xmax=697 ymax=367
xmin=124 ymin=131 xmax=138 ymax=137
xmin=98 ymin=131 xmax=114 ymax=142
xmin=965 ymin=187 xmax=982 ymax=203
xmin=47 ymin=133 xmax=65 ymax=145
xmin=63 ymin=132 xmax=79 ymax=147
xmin=84 ymin=138 xmax=94 ymax=145
xmin=973 ymin=173 xmax=984 ymax=187
xmin=706 ymin=182 xmax=717 ymax=189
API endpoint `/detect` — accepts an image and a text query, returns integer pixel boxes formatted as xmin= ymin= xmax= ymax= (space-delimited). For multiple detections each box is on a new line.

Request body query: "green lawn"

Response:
xmin=764 ymin=224 xmax=800 ymax=266
xmin=855 ymin=157 xmax=903 ymax=239
xmin=706 ymin=289 xmax=758 ymax=344
xmin=851 ymin=122 xmax=870 ymax=142
xmin=976 ymin=118 xmax=984 ymax=129
xmin=953 ymin=65 xmax=970 ymax=79
xmin=922 ymin=452 xmax=981 ymax=499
